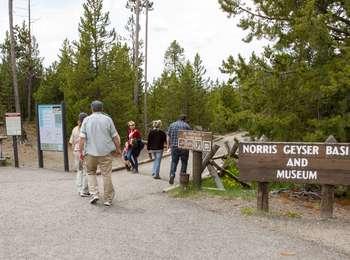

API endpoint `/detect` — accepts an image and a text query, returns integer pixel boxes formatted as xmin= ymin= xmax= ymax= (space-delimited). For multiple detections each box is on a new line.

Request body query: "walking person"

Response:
xmin=126 ymin=121 xmax=143 ymax=173
xmin=147 ymin=120 xmax=167 ymax=179
xmin=167 ymin=114 xmax=191 ymax=184
xmin=79 ymin=101 xmax=121 ymax=206
xmin=69 ymin=112 xmax=89 ymax=197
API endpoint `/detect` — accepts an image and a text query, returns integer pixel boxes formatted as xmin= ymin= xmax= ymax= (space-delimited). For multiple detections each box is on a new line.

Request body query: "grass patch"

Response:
xmin=168 ymin=185 xmax=200 ymax=198
xmin=167 ymin=175 xmax=256 ymax=200
xmin=283 ymin=210 xmax=302 ymax=218
xmin=240 ymin=207 xmax=256 ymax=216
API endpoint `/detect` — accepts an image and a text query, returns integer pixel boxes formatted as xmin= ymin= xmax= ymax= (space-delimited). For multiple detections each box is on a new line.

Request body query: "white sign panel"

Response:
xmin=5 ymin=113 xmax=21 ymax=136
xmin=38 ymin=104 xmax=63 ymax=151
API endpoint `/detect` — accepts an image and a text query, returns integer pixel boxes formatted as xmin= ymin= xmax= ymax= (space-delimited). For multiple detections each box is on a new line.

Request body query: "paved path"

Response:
xmin=0 ymin=166 xmax=348 ymax=259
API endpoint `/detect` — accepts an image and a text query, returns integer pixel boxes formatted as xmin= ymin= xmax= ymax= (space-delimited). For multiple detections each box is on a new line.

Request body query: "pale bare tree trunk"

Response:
xmin=133 ymin=0 xmax=140 ymax=106
xmin=9 ymin=0 xmax=21 ymax=113
xmin=26 ymin=0 xmax=33 ymax=121
xmin=143 ymin=0 xmax=149 ymax=134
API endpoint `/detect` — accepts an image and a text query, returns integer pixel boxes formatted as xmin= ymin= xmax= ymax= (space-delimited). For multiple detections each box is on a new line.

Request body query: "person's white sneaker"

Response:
xmin=104 ymin=201 xmax=112 ymax=207
xmin=104 ymin=190 xmax=115 ymax=207
xmin=89 ymin=195 xmax=99 ymax=204
xmin=80 ymin=192 xmax=90 ymax=197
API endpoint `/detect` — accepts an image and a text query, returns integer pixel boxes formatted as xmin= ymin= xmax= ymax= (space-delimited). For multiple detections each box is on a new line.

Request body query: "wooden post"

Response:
xmin=193 ymin=151 xmax=202 ymax=190
xmin=320 ymin=135 xmax=337 ymax=219
xmin=257 ymin=182 xmax=269 ymax=212
xmin=320 ymin=185 xmax=335 ymax=219
xmin=61 ymin=102 xmax=69 ymax=172
xmin=36 ymin=104 xmax=43 ymax=168
xmin=257 ymin=135 xmax=269 ymax=212
xmin=12 ymin=136 xmax=19 ymax=168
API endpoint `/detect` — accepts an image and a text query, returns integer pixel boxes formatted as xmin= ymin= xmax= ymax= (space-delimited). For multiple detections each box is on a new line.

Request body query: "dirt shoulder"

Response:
xmin=182 ymin=192 xmax=350 ymax=256
xmin=0 ymin=122 xmax=150 ymax=170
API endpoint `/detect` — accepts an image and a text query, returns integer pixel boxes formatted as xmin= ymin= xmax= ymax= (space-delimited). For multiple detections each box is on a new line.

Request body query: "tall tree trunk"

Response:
xmin=27 ymin=0 xmax=33 ymax=121
xmin=133 ymin=0 xmax=140 ymax=106
xmin=8 ymin=0 xmax=21 ymax=114
xmin=143 ymin=0 xmax=149 ymax=134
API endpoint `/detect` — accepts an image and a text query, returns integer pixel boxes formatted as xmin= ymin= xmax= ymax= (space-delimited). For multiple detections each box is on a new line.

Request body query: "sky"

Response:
xmin=0 ymin=0 xmax=266 ymax=82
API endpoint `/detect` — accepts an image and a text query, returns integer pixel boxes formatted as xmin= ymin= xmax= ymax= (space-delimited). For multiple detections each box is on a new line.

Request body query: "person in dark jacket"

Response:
xmin=147 ymin=120 xmax=167 ymax=179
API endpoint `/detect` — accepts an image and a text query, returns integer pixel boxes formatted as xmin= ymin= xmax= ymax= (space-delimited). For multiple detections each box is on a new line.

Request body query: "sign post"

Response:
xmin=320 ymin=135 xmax=337 ymax=219
xmin=35 ymin=104 xmax=43 ymax=168
xmin=36 ymin=103 xmax=69 ymax=172
xmin=178 ymin=130 xmax=213 ymax=189
xmin=193 ymin=150 xmax=202 ymax=190
xmin=61 ymin=102 xmax=69 ymax=172
xmin=238 ymin=137 xmax=350 ymax=218
xmin=5 ymin=113 xmax=21 ymax=167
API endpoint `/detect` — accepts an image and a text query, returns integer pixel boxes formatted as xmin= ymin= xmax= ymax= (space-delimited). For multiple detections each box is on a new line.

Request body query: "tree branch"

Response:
xmin=332 ymin=13 xmax=350 ymax=26
xmin=237 ymin=5 xmax=289 ymax=22
xmin=327 ymin=25 xmax=350 ymax=37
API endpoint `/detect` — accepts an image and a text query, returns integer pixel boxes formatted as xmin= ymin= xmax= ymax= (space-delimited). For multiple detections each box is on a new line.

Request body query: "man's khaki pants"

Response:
xmin=85 ymin=154 xmax=114 ymax=202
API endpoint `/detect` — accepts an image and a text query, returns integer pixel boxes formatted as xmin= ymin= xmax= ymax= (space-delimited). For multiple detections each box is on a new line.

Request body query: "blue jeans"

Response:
xmin=126 ymin=149 xmax=138 ymax=171
xmin=152 ymin=151 xmax=163 ymax=177
xmin=170 ymin=147 xmax=189 ymax=177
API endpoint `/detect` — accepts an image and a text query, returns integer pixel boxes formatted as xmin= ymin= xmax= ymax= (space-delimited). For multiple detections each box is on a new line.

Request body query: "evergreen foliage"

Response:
xmin=0 ymin=23 xmax=42 ymax=119
xmin=2 ymin=0 xmax=348 ymax=143
xmin=35 ymin=0 xmax=136 ymax=138
xmin=218 ymin=0 xmax=350 ymax=141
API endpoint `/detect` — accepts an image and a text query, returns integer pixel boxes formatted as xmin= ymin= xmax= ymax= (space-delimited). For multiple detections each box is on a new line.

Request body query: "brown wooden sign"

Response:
xmin=238 ymin=142 xmax=350 ymax=185
xmin=178 ymin=130 xmax=212 ymax=152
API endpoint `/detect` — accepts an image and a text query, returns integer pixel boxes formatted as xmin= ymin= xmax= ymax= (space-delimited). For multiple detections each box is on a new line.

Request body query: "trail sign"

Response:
xmin=36 ymin=103 xmax=69 ymax=172
xmin=5 ymin=113 xmax=21 ymax=136
xmin=178 ymin=130 xmax=212 ymax=152
xmin=38 ymin=104 xmax=64 ymax=151
xmin=238 ymin=142 xmax=350 ymax=185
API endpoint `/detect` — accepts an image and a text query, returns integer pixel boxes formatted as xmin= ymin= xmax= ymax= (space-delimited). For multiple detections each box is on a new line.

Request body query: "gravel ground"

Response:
xmin=0 ymin=167 xmax=349 ymax=260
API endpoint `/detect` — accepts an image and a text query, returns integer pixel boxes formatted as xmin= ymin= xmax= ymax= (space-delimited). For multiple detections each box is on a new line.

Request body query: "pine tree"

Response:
xmin=218 ymin=0 xmax=350 ymax=141
xmin=164 ymin=40 xmax=185 ymax=75
xmin=77 ymin=0 xmax=116 ymax=75
xmin=0 ymin=23 xmax=42 ymax=120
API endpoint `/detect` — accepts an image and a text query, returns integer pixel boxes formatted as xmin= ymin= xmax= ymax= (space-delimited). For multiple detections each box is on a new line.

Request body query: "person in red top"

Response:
xmin=126 ymin=121 xmax=143 ymax=173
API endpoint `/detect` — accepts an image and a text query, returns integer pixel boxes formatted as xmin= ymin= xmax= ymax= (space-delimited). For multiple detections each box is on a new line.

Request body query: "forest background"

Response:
xmin=0 ymin=0 xmax=349 ymax=142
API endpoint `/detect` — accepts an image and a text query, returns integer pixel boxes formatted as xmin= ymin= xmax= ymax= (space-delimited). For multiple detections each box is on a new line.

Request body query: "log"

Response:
xmin=207 ymin=164 xmax=225 ymax=190
xmin=209 ymin=160 xmax=251 ymax=188
xmin=229 ymin=138 xmax=239 ymax=156
xmin=212 ymin=154 xmax=226 ymax=160
xmin=224 ymin=141 xmax=231 ymax=154
xmin=202 ymin=187 xmax=226 ymax=192
xmin=201 ymin=144 xmax=220 ymax=171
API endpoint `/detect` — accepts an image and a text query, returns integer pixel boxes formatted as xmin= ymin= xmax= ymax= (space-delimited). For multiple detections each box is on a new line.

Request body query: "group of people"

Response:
xmin=69 ymin=100 xmax=191 ymax=207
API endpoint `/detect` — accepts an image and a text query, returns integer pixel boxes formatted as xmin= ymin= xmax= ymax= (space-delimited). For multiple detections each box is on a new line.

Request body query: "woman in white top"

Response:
xmin=69 ymin=112 xmax=89 ymax=197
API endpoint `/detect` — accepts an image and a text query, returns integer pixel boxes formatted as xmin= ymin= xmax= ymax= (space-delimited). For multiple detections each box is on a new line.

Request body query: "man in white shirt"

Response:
xmin=79 ymin=100 xmax=121 ymax=206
